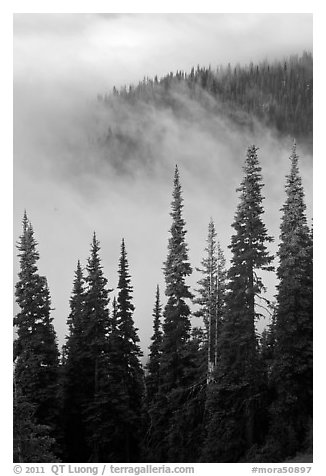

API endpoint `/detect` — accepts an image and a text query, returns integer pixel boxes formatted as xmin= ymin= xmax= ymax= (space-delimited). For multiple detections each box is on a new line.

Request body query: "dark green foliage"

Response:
xmin=145 ymin=285 xmax=163 ymax=401
xmin=203 ymin=146 xmax=274 ymax=462
xmin=14 ymin=212 xmax=60 ymax=460
xmin=268 ymin=143 xmax=313 ymax=459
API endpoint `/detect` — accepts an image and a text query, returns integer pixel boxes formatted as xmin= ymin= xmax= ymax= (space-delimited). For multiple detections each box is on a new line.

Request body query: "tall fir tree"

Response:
xmin=268 ymin=142 xmax=313 ymax=459
xmin=194 ymin=219 xmax=227 ymax=381
xmin=147 ymin=165 xmax=195 ymax=462
xmin=160 ymin=165 xmax=193 ymax=391
xmin=14 ymin=212 xmax=60 ymax=460
xmin=82 ymin=233 xmax=113 ymax=462
xmin=104 ymin=293 xmax=132 ymax=462
xmin=62 ymin=260 xmax=88 ymax=462
xmin=111 ymin=239 xmax=144 ymax=462
xmin=145 ymin=285 xmax=163 ymax=401
xmin=203 ymin=146 xmax=274 ymax=462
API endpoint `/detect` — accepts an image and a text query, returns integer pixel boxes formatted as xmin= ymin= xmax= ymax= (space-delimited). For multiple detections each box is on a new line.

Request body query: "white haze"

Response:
xmin=13 ymin=13 xmax=313 ymax=358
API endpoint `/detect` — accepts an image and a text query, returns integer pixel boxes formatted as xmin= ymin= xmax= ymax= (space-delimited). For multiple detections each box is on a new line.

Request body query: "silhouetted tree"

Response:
xmin=160 ymin=165 xmax=193 ymax=392
xmin=14 ymin=212 xmax=60 ymax=461
xmin=268 ymin=142 xmax=313 ymax=459
xmin=62 ymin=260 xmax=88 ymax=461
xmin=74 ymin=233 xmax=112 ymax=462
xmin=203 ymin=146 xmax=274 ymax=462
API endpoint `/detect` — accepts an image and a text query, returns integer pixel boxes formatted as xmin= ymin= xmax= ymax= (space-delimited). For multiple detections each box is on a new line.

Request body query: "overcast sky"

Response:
xmin=14 ymin=13 xmax=312 ymax=94
xmin=13 ymin=13 xmax=313 ymax=356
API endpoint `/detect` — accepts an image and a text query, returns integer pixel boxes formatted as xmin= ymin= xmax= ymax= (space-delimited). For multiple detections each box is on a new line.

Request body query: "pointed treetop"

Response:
xmin=89 ymin=232 xmax=101 ymax=253
xmin=21 ymin=210 xmax=33 ymax=236
xmin=245 ymin=145 xmax=259 ymax=164
xmin=249 ymin=144 xmax=259 ymax=153
xmin=174 ymin=164 xmax=179 ymax=177
xmin=173 ymin=164 xmax=181 ymax=190
xmin=120 ymin=238 xmax=127 ymax=260
xmin=208 ymin=217 xmax=216 ymax=237
xmin=23 ymin=209 xmax=28 ymax=225
xmin=289 ymin=139 xmax=299 ymax=171
xmin=74 ymin=260 xmax=83 ymax=282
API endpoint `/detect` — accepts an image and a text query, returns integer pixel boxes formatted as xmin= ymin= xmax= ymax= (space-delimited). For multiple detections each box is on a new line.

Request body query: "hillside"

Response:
xmin=98 ymin=52 xmax=312 ymax=147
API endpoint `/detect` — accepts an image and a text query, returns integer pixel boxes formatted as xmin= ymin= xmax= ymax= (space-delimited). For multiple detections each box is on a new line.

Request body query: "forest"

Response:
xmin=99 ymin=51 xmax=312 ymax=146
xmin=13 ymin=53 xmax=313 ymax=464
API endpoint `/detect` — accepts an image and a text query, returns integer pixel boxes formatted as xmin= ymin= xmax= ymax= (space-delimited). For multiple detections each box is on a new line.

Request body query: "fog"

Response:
xmin=13 ymin=13 xmax=313 ymax=357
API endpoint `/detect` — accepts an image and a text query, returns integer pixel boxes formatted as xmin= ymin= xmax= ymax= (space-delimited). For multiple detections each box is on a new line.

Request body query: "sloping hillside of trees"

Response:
xmin=99 ymin=52 xmax=312 ymax=143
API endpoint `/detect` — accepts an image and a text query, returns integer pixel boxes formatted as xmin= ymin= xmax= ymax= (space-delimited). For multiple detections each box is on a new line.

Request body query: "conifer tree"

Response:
xmin=62 ymin=260 xmax=88 ymax=461
xmin=82 ymin=233 xmax=112 ymax=462
xmin=203 ymin=146 xmax=274 ymax=462
xmin=194 ymin=219 xmax=218 ymax=380
xmin=147 ymin=166 xmax=194 ymax=462
xmin=112 ymin=239 xmax=144 ymax=462
xmin=102 ymin=293 xmax=132 ymax=462
xmin=160 ymin=165 xmax=193 ymax=391
xmin=194 ymin=219 xmax=227 ymax=381
xmin=14 ymin=212 xmax=59 ymax=455
xmin=145 ymin=285 xmax=163 ymax=400
xmin=269 ymin=142 xmax=313 ymax=458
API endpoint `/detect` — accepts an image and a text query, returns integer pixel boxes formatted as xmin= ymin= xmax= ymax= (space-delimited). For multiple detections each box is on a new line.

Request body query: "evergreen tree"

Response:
xmin=146 ymin=166 xmax=194 ymax=462
xmin=203 ymin=146 xmax=274 ymax=462
xmin=82 ymin=233 xmax=112 ymax=462
xmin=62 ymin=260 xmax=88 ymax=461
xmin=145 ymin=285 xmax=163 ymax=400
xmin=111 ymin=239 xmax=144 ymax=462
xmin=160 ymin=165 xmax=193 ymax=391
xmin=268 ymin=142 xmax=313 ymax=459
xmin=14 ymin=212 xmax=60 ymax=459
xmin=104 ymin=294 xmax=131 ymax=462
xmin=194 ymin=219 xmax=227 ymax=381
xmin=162 ymin=328 xmax=207 ymax=463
